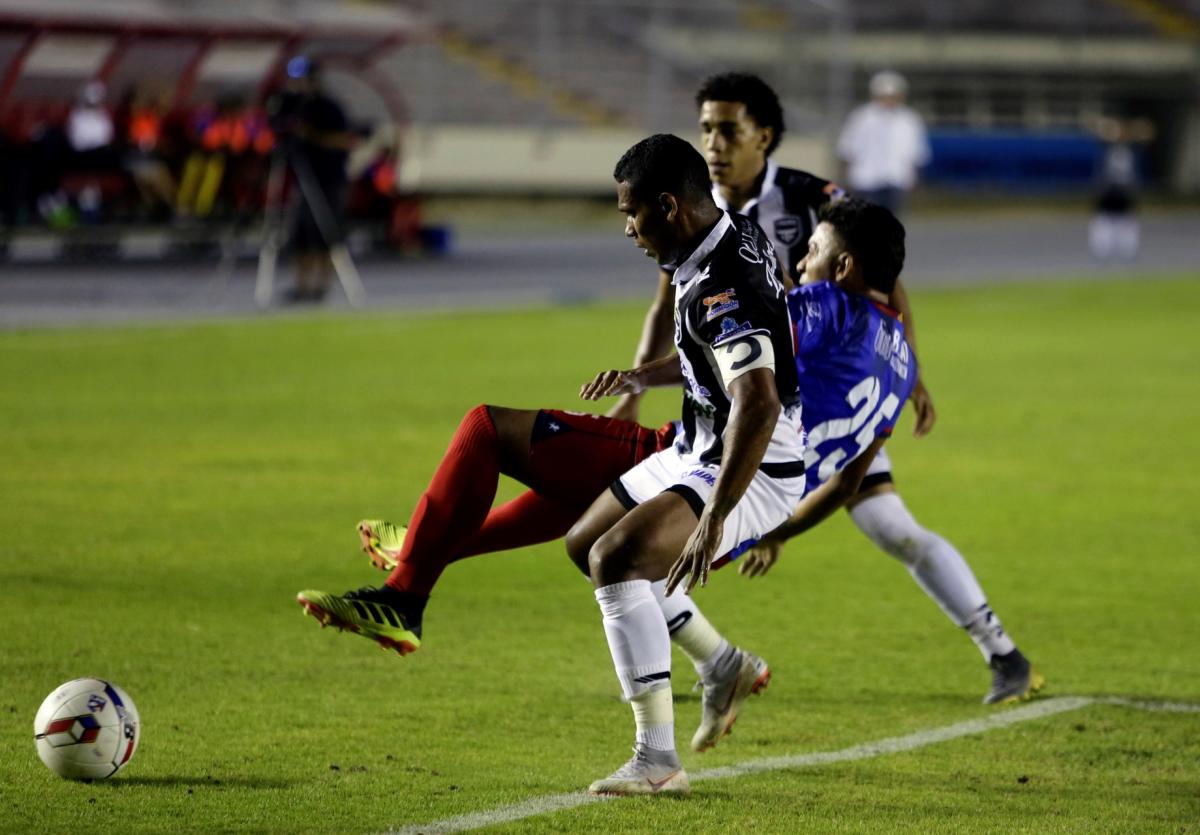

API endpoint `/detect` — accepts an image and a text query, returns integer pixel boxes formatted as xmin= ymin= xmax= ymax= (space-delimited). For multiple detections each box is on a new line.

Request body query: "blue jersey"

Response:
xmin=787 ymin=282 xmax=918 ymax=494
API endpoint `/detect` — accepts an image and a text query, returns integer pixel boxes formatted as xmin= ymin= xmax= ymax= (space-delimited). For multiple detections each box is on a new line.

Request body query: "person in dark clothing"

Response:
xmin=273 ymin=57 xmax=356 ymax=302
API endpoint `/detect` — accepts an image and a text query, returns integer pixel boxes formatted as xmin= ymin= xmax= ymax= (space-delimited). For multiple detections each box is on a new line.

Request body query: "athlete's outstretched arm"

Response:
xmin=889 ymin=278 xmax=937 ymax=438
xmin=579 ymin=352 xmax=683 ymax=401
xmin=739 ymin=434 xmax=888 ymax=578
xmin=665 ymin=367 xmax=780 ymax=595
xmin=606 ymin=270 xmax=676 ymax=422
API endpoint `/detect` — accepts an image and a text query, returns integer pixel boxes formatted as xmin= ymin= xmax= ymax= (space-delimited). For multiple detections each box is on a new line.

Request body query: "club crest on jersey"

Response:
xmin=774 ymin=216 xmax=803 ymax=246
xmin=718 ymin=317 xmax=754 ymax=340
xmin=703 ymin=289 xmax=739 ymax=320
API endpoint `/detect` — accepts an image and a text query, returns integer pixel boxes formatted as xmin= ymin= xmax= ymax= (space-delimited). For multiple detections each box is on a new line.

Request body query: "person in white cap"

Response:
xmin=837 ymin=71 xmax=930 ymax=214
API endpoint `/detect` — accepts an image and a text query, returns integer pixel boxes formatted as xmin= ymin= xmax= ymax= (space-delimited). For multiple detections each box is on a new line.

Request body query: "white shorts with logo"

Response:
xmin=612 ymin=445 xmax=807 ymax=561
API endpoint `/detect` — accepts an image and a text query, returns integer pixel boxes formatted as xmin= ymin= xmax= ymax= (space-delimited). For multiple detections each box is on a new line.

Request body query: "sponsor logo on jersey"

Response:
xmin=873 ymin=323 xmax=911 ymax=381
xmin=738 ymin=228 xmax=764 ymax=264
xmin=703 ymin=289 xmax=739 ymax=320
xmin=680 ymin=353 xmax=712 ymax=400
xmin=684 ymin=468 xmax=717 ymax=487
xmin=683 ymin=390 xmax=716 ymax=419
xmin=774 ymin=215 xmax=803 ymax=246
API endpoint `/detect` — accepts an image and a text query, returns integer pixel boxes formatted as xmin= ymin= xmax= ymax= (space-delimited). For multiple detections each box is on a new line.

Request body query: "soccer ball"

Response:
xmin=33 ymin=678 xmax=140 ymax=780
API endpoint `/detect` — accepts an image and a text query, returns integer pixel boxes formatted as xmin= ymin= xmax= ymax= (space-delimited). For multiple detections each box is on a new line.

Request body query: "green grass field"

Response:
xmin=2 ymin=275 xmax=1198 ymax=833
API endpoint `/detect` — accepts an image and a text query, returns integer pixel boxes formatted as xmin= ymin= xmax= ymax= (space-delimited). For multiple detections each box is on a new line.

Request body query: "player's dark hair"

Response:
xmin=695 ymin=72 xmax=785 ymax=156
xmin=818 ymin=198 xmax=906 ymax=294
xmin=613 ymin=134 xmax=714 ymax=206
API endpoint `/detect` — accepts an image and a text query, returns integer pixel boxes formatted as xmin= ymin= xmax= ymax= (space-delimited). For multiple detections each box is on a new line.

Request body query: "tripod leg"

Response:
xmin=253 ymin=154 xmax=289 ymax=310
xmin=328 ymin=244 xmax=366 ymax=306
xmin=255 ymin=240 xmax=278 ymax=310
xmin=290 ymin=150 xmax=366 ymax=307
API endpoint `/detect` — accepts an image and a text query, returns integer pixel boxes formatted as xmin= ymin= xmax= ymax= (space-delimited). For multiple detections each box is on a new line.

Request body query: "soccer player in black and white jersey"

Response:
xmin=565 ymin=134 xmax=806 ymax=796
xmin=609 ymin=73 xmax=1032 ymax=706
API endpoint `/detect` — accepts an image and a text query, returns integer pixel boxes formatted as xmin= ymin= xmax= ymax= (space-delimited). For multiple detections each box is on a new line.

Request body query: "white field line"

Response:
xmin=383 ymin=695 xmax=1198 ymax=835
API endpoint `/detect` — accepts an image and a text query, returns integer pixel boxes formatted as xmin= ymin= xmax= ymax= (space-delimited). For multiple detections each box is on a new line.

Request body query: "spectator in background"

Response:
xmin=177 ymin=93 xmax=245 ymax=219
xmin=1089 ymin=116 xmax=1155 ymax=262
xmin=123 ymin=87 xmax=177 ymax=220
xmin=66 ymin=80 xmax=118 ymax=222
xmin=67 ymin=81 xmax=114 ymax=162
xmin=837 ymin=71 xmax=929 ymax=215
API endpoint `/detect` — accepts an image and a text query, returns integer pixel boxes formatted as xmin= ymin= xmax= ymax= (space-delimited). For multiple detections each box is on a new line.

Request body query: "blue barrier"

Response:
xmin=923 ymin=131 xmax=1142 ymax=190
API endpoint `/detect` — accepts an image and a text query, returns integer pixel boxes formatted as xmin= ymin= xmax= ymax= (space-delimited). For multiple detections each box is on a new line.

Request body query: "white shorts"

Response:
xmin=860 ymin=447 xmax=895 ymax=490
xmin=613 ymin=446 xmax=807 ymax=561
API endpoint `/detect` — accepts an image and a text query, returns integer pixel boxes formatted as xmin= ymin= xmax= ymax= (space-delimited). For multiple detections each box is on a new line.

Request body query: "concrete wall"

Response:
xmin=396 ymin=126 xmax=835 ymax=194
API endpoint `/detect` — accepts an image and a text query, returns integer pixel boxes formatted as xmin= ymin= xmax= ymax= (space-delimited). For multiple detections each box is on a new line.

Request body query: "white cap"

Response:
xmin=869 ymin=71 xmax=907 ymax=98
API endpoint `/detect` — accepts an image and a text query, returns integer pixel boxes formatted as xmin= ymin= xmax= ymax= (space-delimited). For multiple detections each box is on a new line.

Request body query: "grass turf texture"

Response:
xmin=1 ymin=275 xmax=1197 ymax=833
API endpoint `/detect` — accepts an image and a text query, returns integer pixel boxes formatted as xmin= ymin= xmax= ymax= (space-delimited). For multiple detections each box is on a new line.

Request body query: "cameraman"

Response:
xmin=271 ymin=57 xmax=357 ymax=302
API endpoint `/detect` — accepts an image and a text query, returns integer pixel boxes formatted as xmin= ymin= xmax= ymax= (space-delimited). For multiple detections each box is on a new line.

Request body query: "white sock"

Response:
xmin=963 ymin=603 xmax=1016 ymax=662
xmin=1114 ymin=216 xmax=1139 ymax=259
xmin=630 ymin=685 xmax=675 ymax=751
xmin=595 ymin=580 xmax=675 ymax=748
xmin=1089 ymin=214 xmax=1116 ymax=259
xmin=650 ymin=579 xmax=736 ymax=682
xmin=849 ymin=492 xmax=1016 ymax=660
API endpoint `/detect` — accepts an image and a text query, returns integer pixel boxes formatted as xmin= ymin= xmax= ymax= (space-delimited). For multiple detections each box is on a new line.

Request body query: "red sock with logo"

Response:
xmin=386 ymin=405 xmax=500 ymax=596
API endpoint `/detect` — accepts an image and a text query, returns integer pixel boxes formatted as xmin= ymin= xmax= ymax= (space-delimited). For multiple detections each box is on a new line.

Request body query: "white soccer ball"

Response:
xmin=33 ymin=678 xmax=140 ymax=780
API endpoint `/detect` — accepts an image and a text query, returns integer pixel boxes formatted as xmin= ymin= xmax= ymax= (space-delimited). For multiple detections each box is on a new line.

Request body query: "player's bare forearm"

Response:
xmin=607 ymin=272 xmax=676 ymax=420
xmin=579 ymin=354 xmax=683 ymax=401
xmin=766 ymin=435 xmax=887 ymax=544
xmin=665 ymin=368 xmax=778 ymax=595
xmin=634 ymin=272 xmax=677 ymax=366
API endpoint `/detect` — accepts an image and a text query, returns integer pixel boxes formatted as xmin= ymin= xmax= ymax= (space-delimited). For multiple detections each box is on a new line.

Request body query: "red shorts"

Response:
xmin=525 ymin=410 xmax=675 ymax=510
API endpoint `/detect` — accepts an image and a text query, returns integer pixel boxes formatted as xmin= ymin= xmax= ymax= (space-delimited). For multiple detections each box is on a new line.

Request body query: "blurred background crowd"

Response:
xmin=0 ymin=0 xmax=1197 ymax=267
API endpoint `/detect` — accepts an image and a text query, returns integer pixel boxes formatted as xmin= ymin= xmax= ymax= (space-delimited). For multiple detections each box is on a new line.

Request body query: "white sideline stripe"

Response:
xmin=383 ymin=696 xmax=1198 ymax=835
xmin=1096 ymin=696 xmax=1200 ymax=714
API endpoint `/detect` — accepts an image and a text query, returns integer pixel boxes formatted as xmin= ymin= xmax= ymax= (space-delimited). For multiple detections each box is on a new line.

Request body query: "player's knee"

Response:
xmin=482 ymin=405 xmax=536 ymax=477
xmin=564 ymin=520 xmax=596 ymax=577
xmin=587 ymin=526 xmax=640 ymax=587
xmin=849 ymin=495 xmax=927 ymax=565
xmin=461 ymin=403 xmax=495 ymax=435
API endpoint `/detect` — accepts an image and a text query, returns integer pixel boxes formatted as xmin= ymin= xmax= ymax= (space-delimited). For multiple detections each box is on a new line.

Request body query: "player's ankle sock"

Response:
xmin=650 ymin=579 xmax=733 ymax=683
xmin=630 ymin=685 xmax=675 ymax=752
xmin=373 ymin=586 xmax=428 ymax=629
xmin=386 ymin=405 xmax=500 ymax=596
xmin=963 ymin=603 xmax=1017 ymax=662
xmin=453 ymin=491 xmax=583 ymax=561
xmin=596 ymin=580 xmax=673 ymax=739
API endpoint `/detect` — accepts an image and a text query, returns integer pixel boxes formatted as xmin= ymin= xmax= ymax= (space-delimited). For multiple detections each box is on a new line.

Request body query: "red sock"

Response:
xmin=452 ymin=490 xmax=584 ymax=562
xmin=386 ymin=405 xmax=500 ymax=596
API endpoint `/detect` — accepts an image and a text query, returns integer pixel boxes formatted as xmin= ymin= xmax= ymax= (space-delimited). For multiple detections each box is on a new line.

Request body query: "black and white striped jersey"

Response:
xmin=712 ymin=159 xmax=844 ymax=283
xmin=668 ymin=211 xmax=805 ymax=470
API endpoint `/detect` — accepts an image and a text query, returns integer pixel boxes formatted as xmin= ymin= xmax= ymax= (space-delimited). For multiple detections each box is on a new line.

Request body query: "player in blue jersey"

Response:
xmin=733 ymin=200 xmax=1043 ymax=705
